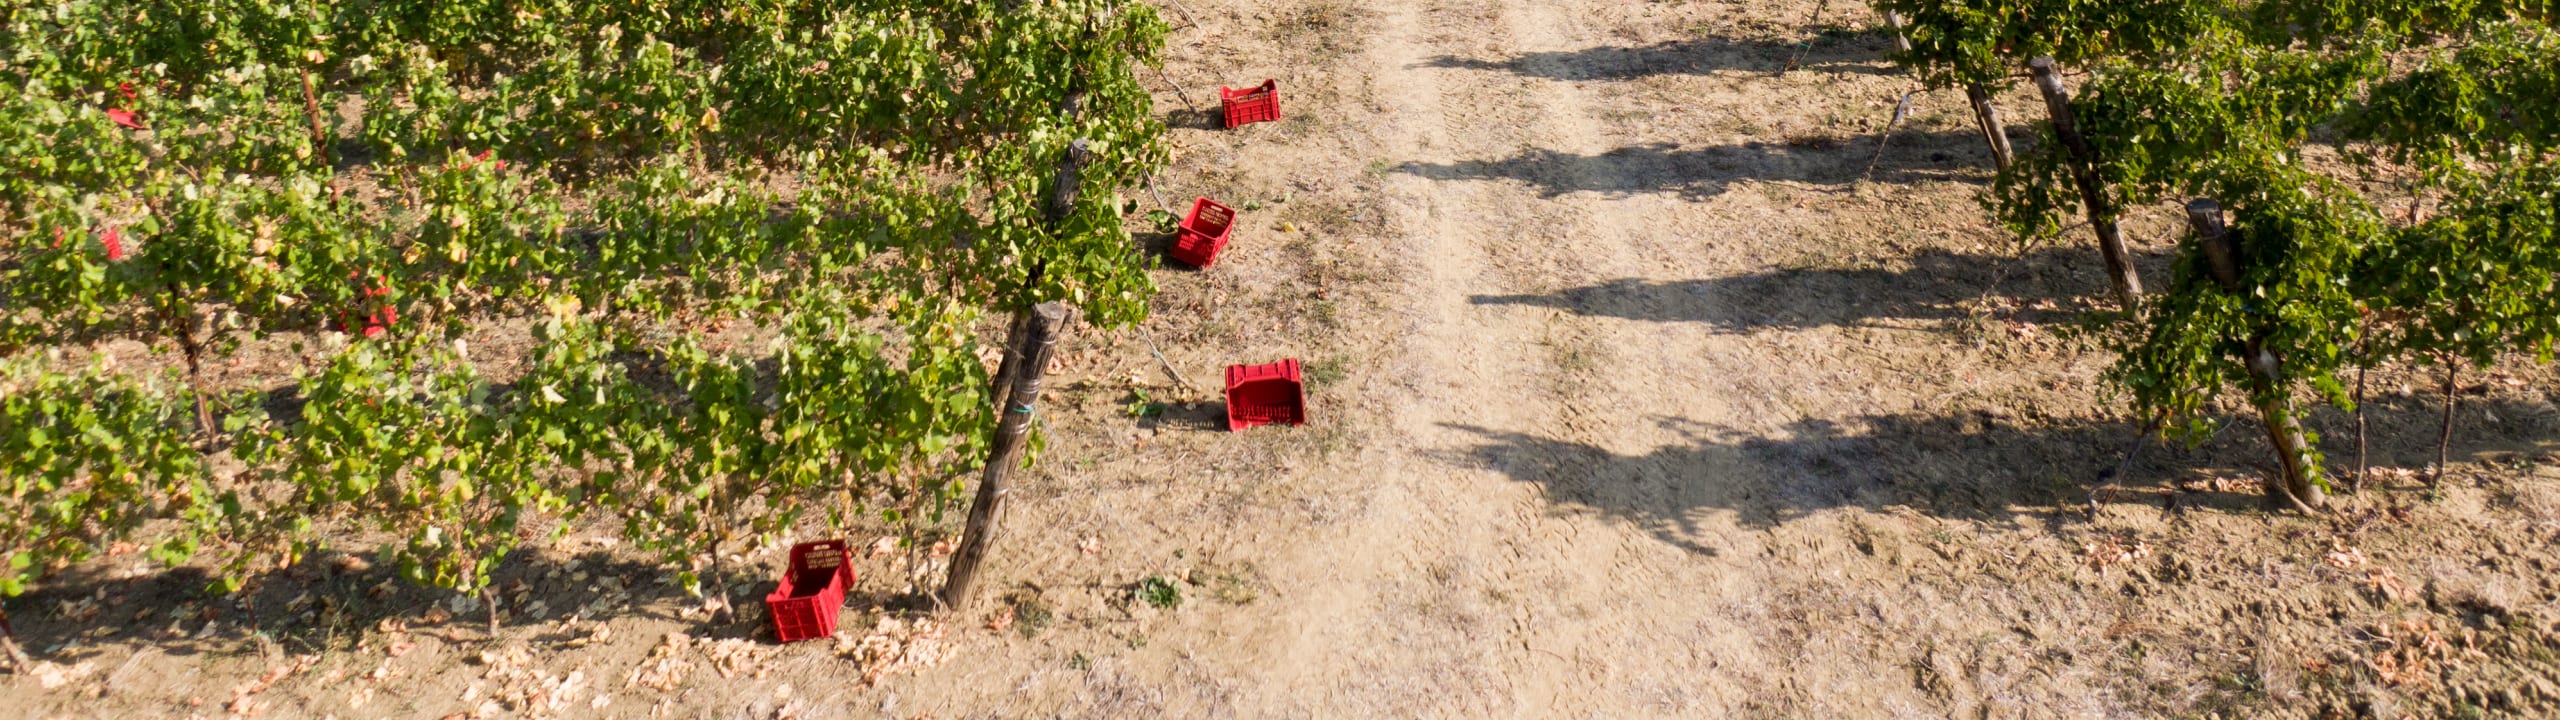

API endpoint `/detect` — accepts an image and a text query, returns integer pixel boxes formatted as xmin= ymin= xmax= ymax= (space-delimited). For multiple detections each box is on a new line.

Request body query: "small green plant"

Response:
xmin=1012 ymin=595 xmax=1054 ymax=638
xmin=1146 ymin=209 xmax=1180 ymax=234
xmin=1067 ymin=652 xmax=1092 ymax=670
xmin=1303 ymin=357 xmax=1348 ymax=388
xmin=1137 ymin=575 xmax=1182 ymax=609
xmin=1211 ymin=571 xmax=1259 ymax=605
xmin=1123 ymin=387 xmax=1167 ymax=419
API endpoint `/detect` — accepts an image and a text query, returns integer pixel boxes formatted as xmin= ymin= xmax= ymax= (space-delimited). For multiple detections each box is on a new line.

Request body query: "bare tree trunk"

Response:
xmin=2033 ymin=57 xmax=2143 ymax=310
xmin=938 ymin=303 xmax=1074 ymax=611
xmin=178 ymin=332 xmax=213 ymax=435
xmin=1965 ymin=84 xmax=2017 ymax=170
xmin=2188 ymin=200 xmax=2324 ymax=512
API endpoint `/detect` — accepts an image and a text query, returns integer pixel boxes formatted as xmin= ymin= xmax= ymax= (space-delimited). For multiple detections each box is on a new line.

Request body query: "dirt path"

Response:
xmin=1247 ymin=0 xmax=1906 ymax=713
xmin=16 ymin=0 xmax=2560 ymax=717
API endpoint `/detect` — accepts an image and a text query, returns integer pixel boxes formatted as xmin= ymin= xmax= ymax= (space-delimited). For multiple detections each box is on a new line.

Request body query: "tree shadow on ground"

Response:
xmin=1469 ymin=244 xmax=2104 ymax=333
xmin=1421 ymin=32 xmax=1898 ymax=80
xmin=1162 ymin=105 xmax=1227 ymax=131
xmin=1435 ymin=394 xmax=2560 ymax=554
xmin=1395 ymin=134 xmax=1988 ymax=201
xmin=1 ymin=542 xmax=883 ymax=667
xmin=1135 ymin=229 xmax=1208 ymax=273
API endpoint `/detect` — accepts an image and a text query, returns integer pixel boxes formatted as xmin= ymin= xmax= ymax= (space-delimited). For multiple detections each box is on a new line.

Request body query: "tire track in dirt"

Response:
xmin=1266 ymin=0 xmax=1772 ymax=712
xmin=1232 ymin=0 xmax=1565 ymax=712
xmin=1161 ymin=0 xmax=1971 ymax=714
xmin=1437 ymin=1 xmax=1778 ymax=712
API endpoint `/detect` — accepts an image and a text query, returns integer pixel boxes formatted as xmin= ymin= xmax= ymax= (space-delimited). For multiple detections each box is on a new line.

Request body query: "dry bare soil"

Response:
xmin=12 ymin=0 xmax=2560 ymax=718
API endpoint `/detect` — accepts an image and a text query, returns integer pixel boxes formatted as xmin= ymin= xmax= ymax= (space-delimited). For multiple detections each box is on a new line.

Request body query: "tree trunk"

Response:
xmin=2032 ymin=57 xmax=2143 ymax=310
xmin=939 ymin=302 xmax=1074 ymax=611
xmin=2354 ymin=360 xmax=2370 ymax=493
xmin=1965 ymin=84 xmax=2016 ymax=171
xmin=2188 ymin=199 xmax=2324 ymax=511
xmin=2251 ymin=382 xmax=2327 ymax=512
xmin=1881 ymin=10 xmax=1915 ymax=55
xmin=988 ymin=311 xmax=1030 ymax=415
xmin=2434 ymin=361 xmax=2459 ymax=490
xmin=1878 ymin=12 xmax=2014 ymax=170
xmin=301 ymin=70 xmax=332 ymax=169
xmin=482 ymin=585 xmax=501 ymax=638
xmin=0 ymin=602 xmax=30 ymax=671
xmin=987 ymin=135 xmax=1094 ymax=408
xmin=948 ymin=40 xmax=1097 ymax=613
xmin=159 ymin=298 xmax=215 ymax=437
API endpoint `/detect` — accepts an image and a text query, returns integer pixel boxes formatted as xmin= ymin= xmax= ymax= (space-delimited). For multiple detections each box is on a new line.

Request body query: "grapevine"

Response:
xmin=0 ymin=0 xmax=1171 ymax=658
xmin=1930 ymin=0 xmax=2560 ymax=507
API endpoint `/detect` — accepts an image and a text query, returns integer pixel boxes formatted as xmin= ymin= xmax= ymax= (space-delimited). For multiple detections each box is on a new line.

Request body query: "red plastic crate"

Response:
xmin=1220 ymin=80 xmax=1280 ymax=128
xmin=1172 ymin=197 xmax=1235 ymax=268
xmin=1224 ymin=359 xmax=1307 ymax=431
xmin=765 ymin=540 xmax=856 ymax=643
xmin=334 ymin=274 xmax=397 ymax=338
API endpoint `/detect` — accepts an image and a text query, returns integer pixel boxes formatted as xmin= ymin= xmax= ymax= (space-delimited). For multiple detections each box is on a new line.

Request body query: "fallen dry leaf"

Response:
xmin=2365 ymin=568 xmax=2417 ymax=602
xmin=627 ymin=632 xmax=695 ymax=691
xmin=986 ymin=605 xmax=1016 ymax=633
xmin=31 ymin=661 xmax=96 ymax=690
xmin=563 ymin=619 xmax=614 ymax=648
xmin=2368 ymin=617 xmax=2455 ymax=690
xmin=836 ymin=617 xmax=954 ymax=685
xmin=702 ymin=638 xmax=770 ymax=679
xmin=332 ymin=554 xmax=372 ymax=574
xmin=477 ymin=643 xmax=533 ymax=678
xmin=2080 ymin=535 xmax=2151 ymax=570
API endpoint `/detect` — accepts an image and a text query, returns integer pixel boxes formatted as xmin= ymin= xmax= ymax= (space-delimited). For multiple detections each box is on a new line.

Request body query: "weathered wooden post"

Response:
xmin=1880 ymin=11 xmax=2014 ymax=170
xmin=945 ymin=44 xmax=1097 ymax=608
xmin=1964 ymin=84 xmax=2017 ymax=170
xmin=2031 ymin=56 xmax=2143 ymax=310
xmin=2185 ymin=199 xmax=2325 ymax=512
xmin=941 ymin=302 xmax=1075 ymax=609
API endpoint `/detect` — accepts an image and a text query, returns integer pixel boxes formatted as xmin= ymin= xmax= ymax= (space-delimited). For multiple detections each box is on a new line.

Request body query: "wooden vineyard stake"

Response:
xmin=2032 ymin=57 xmax=2144 ymax=310
xmin=938 ymin=301 xmax=1074 ymax=610
xmin=1964 ymin=84 xmax=2016 ymax=170
xmin=2186 ymin=199 xmax=2325 ymax=512
xmin=1880 ymin=11 xmax=2014 ymax=170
